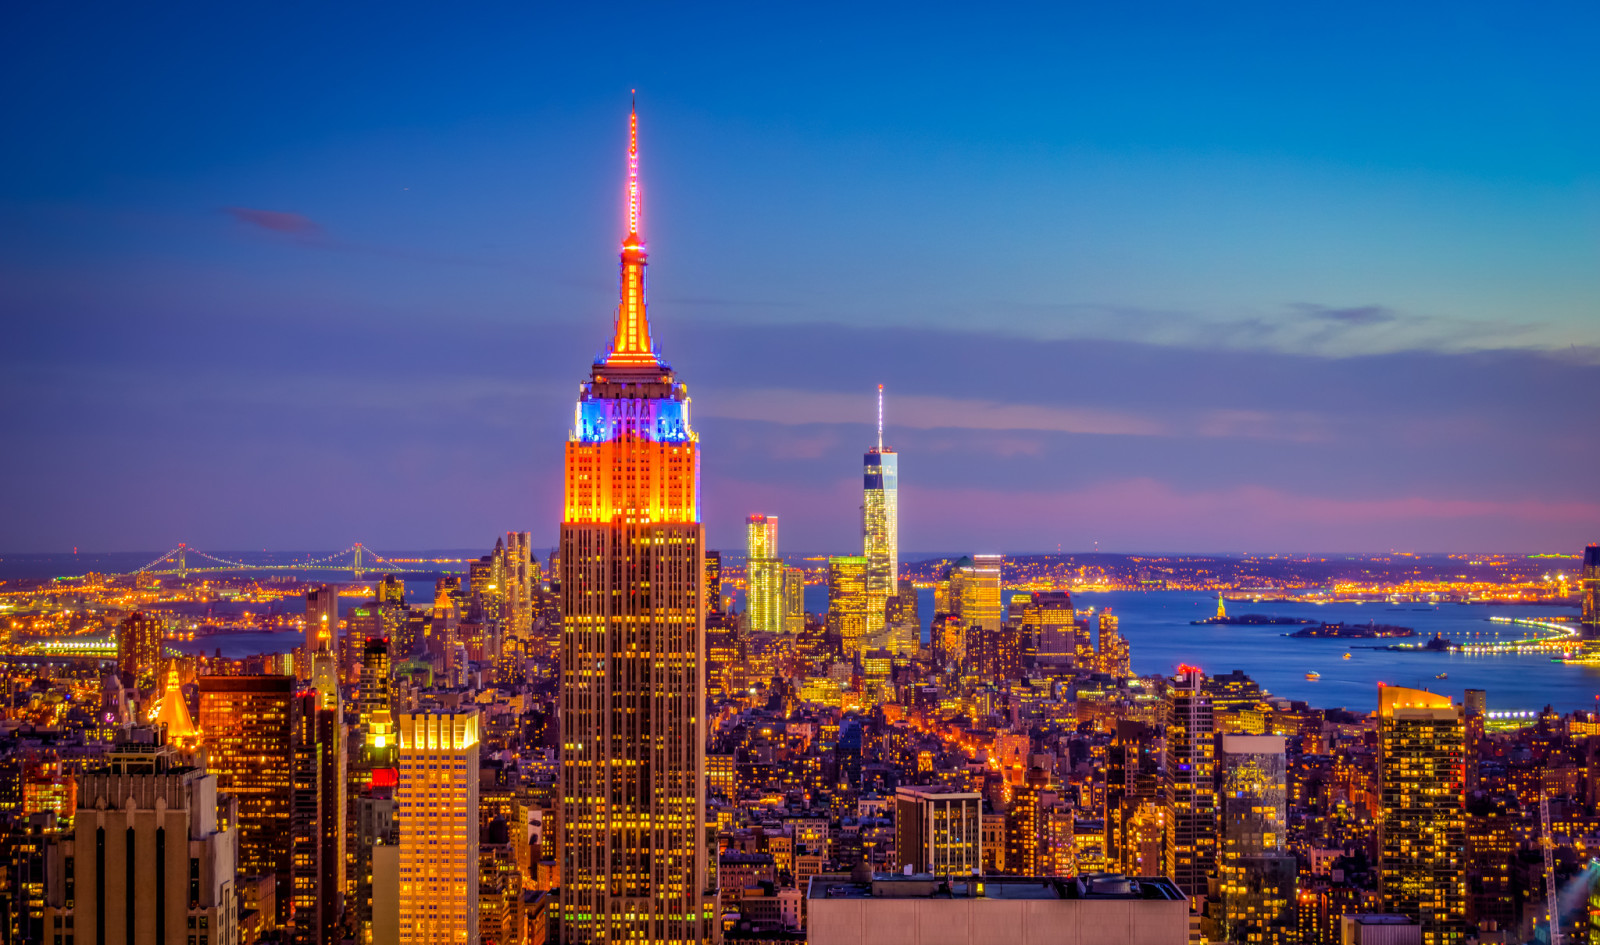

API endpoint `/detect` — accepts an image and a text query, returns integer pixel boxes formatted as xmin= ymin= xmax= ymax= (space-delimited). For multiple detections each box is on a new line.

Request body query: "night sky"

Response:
xmin=3 ymin=3 xmax=1597 ymax=554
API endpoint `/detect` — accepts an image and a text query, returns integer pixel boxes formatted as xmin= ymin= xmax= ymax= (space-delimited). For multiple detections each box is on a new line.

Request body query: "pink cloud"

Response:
xmin=893 ymin=478 xmax=1600 ymax=552
xmin=224 ymin=206 xmax=322 ymax=236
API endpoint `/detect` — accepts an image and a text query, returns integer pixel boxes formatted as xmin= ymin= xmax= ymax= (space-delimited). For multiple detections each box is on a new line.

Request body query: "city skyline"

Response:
xmin=3 ymin=5 xmax=1598 ymax=554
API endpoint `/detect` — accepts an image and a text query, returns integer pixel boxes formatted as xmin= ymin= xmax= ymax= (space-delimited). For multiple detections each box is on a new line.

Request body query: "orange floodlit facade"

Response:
xmin=558 ymin=102 xmax=713 ymax=944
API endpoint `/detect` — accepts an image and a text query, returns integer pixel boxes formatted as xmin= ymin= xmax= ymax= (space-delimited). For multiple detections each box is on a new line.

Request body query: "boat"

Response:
xmin=1342 ymin=652 xmax=1351 ymax=660
xmin=1435 ymin=672 xmax=1448 ymax=679
xmin=1305 ymin=671 xmax=1321 ymax=680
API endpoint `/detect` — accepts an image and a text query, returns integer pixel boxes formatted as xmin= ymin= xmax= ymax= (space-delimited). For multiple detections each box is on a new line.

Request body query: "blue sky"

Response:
xmin=2 ymin=1 xmax=1597 ymax=553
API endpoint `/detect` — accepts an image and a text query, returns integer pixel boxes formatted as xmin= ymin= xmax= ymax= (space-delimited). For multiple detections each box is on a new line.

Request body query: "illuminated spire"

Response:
xmin=877 ymin=384 xmax=884 ymax=451
xmin=606 ymin=94 xmax=657 ymax=368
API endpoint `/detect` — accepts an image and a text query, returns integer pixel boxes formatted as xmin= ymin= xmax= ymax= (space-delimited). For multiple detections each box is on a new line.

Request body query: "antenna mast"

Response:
xmin=877 ymin=384 xmax=884 ymax=450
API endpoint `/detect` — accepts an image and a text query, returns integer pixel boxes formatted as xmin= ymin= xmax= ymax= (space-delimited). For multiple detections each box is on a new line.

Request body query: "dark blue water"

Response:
xmin=789 ymin=585 xmax=1591 ymax=715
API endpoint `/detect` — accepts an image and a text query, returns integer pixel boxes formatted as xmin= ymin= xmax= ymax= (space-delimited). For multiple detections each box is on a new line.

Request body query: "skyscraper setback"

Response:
xmin=862 ymin=385 xmax=898 ymax=637
xmin=558 ymin=102 xmax=713 ymax=943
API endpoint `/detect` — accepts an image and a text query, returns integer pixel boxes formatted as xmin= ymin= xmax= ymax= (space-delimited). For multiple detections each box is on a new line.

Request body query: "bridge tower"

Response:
xmin=353 ymin=543 xmax=365 ymax=580
xmin=178 ymin=543 xmax=187 ymax=581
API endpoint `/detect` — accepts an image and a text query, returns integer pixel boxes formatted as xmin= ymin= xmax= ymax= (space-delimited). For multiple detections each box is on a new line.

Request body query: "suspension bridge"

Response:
xmin=123 ymin=543 xmax=453 ymax=579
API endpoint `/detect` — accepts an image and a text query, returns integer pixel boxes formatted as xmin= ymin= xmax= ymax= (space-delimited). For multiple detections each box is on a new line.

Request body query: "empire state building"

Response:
xmin=559 ymin=103 xmax=715 ymax=942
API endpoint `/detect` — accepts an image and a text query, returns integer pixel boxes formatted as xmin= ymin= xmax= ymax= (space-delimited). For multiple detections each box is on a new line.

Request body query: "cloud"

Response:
xmin=699 ymin=389 xmax=1167 ymax=436
xmin=223 ymin=206 xmax=322 ymax=236
xmin=696 ymin=388 xmax=1339 ymax=443
xmin=895 ymin=479 xmax=1600 ymax=553
xmin=1295 ymin=303 xmax=1398 ymax=325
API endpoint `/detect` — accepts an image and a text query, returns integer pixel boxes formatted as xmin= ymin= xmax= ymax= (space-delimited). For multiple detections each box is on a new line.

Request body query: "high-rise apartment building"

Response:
xmin=557 ymin=103 xmax=713 ymax=944
xmin=827 ymin=556 xmax=869 ymax=660
xmin=1164 ymin=667 xmax=1217 ymax=903
xmin=705 ymin=550 xmax=723 ymax=615
xmin=1378 ymin=686 xmax=1466 ymax=945
xmin=396 ymin=709 xmax=480 ymax=945
xmin=1211 ymin=734 xmax=1296 ymax=945
xmin=72 ymin=739 xmax=238 ymax=945
xmin=1582 ymin=543 xmax=1600 ymax=634
xmin=862 ymin=384 xmax=898 ymax=638
xmin=781 ymin=566 xmax=806 ymax=636
xmin=116 ymin=611 xmax=164 ymax=689
xmin=746 ymin=514 xmax=784 ymax=634
xmin=198 ymin=675 xmax=297 ymax=926
xmin=289 ymin=691 xmax=343 ymax=945
xmin=893 ymin=785 xmax=982 ymax=877
xmin=502 ymin=530 xmax=533 ymax=637
xmin=1097 ymin=611 xmax=1130 ymax=677
xmin=1006 ymin=767 xmax=1049 ymax=875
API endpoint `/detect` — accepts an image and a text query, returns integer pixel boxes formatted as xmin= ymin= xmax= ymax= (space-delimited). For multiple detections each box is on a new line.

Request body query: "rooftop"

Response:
xmin=808 ymin=873 xmax=1185 ymax=902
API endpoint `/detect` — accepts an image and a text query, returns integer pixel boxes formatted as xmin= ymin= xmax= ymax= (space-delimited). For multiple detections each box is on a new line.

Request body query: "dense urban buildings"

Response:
xmin=2 ymin=102 xmax=1599 ymax=945
xmin=556 ymin=104 xmax=713 ymax=943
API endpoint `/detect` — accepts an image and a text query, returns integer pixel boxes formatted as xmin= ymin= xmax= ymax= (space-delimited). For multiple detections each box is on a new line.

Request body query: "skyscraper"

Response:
xmin=746 ymin=514 xmax=784 ymax=633
xmin=1164 ymin=666 xmax=1217 ymax=903
xmin=938 ymin=555 xmax=1001 ymax=637
xmin=304 ymin=583 xmax=339 ymax=680
xmin=1097 ymin=610 xmax=1130 ymax=677
xmin=827 ymin=555 xmax=869 ymax=660
xmin=1378 ymin=685 xmax=1466 ymax=945
xmin=862 ymin=385 xmax=898 ymax=637
xmin=558 ymin=102 xmax=713 ymax=944
xmin=116 ymin=611 xmax=163 ymax=689
xmin=198 ymin=675 xmax=298 ymax=927
xmin=396 ymin=709 xmax=480 ymax=945
xmin=782 ymin=565 xmax=806 ymax=635
xmin=705 ymin=550 xmax=723 ymax=615
xmin=1211 ymin=734 xmax=1296 ymax=945
xmin=1582 ymin=543 xmax=1600 ymax=634
xmin=72 ymin=739 xmax=238 ymax=945
xmin=1022 ymin=591 xmax=1077 ymax=670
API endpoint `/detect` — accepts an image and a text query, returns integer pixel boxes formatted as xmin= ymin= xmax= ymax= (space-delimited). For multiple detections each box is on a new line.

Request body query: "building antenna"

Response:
xmin=877 ymin=384 xmax=884 ymax=450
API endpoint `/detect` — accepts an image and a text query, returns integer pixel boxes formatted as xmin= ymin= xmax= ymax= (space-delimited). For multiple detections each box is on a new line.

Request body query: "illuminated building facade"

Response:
xmin=198 ymin=675 xmax=297 ymax=926
xmin=397 ymin=709 xmax=479 ymax=945
xmin=704 ymin=550 xmax=723 ymax=615
xmin=1097 ymin=610 xmax=1130 ymax=677
xmin=884 ymin=583 xmax=920 ymax=656
xmin=827 ymin=556 xmax=869 ymax=660
xmin=746 ymin=514 xmax=783 ymax=634
xmin=558 ymin=103 xmax=713 ymax=944
xmin=1212 ymin=734 xmax=1296 ymax=945
xmin=1378 ymin=686 xmax=1466 ymax=945
xmin=305 ymin=584 xmax=338 ymax=661
xmin=862 ymin=385 xmax=898 ymax=637
xmin=1023 ymin=591 xmax=1077 ymax=670
xmin=1006 ymin=768 xmax=1049 ymax=875
xmin=783 ymin=566 xmax=806 ymax=635
xmin=893 ymin=785 xmax=982 ymax=876
xmin=1164 ymin=667 xmax=1217 ymax=902
xmin=937 ymin=556 xmax=1002 ymax=638
xmin=1583 ymin=543 xmax=1600 ymax=634
xmin=376 ymin=574 xmax=406 ymax=606
xmin=117 ymin=611 xmax=163 ymax=689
